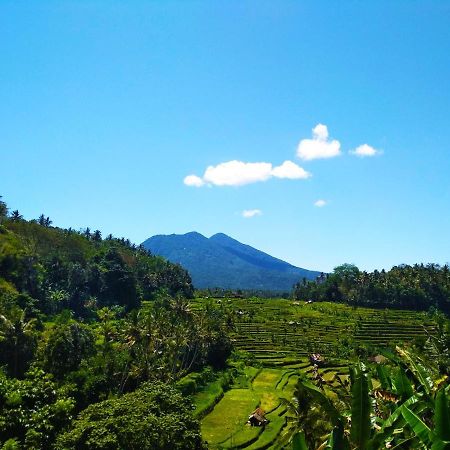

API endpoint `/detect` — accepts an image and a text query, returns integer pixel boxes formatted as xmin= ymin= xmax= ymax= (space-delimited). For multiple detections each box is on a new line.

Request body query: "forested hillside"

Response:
xmin=0 ymin=197 xmax=230 ymax=449
xmin=0 ymin=208 xmax=194 ymax=317
xmin=294 ymin=263 xmax=450 ymax=313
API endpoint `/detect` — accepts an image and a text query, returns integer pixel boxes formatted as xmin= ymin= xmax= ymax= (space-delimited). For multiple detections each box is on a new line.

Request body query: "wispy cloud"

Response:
xmin=297 ymin=124 xmax=341 ymax=161
xmin=314 ymin=199 xmax=327 ymax=207
xmin=184 ymin=160 xmax=311 ymax=187
xmin=242 ymin=209 xmax=262 ymax=218
xmin=349 ymin=144 xmax=382 ymax=157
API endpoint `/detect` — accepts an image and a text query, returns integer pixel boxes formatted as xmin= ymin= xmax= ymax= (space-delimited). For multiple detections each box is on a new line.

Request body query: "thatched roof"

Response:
xmin=249 ymin=408 xmax=267 ymax=423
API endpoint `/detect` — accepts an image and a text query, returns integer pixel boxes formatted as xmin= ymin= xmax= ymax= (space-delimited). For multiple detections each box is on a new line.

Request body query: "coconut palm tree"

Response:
xmin=0 ymin=308 xmax=37 ymax=377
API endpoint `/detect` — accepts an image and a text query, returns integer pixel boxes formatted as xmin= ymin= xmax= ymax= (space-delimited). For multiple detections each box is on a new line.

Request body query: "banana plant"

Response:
xmin=367 ymin=347 xmax=450 ymax=449
xmin=289 ymin=350 xmax=449 ymax=450
xmin=349 ymin=363 xmax=372 ymax=449
xmin=398 ymin=388 xmax=450 ymax=450
xmin=287 ymin=362 xmax=371 ymax=450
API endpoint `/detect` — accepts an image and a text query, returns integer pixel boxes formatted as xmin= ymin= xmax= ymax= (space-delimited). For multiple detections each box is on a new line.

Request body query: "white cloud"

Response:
xmin=185 ymin=160 xmax=311 ymax=187
xmin=183 ymin=175 xmax=205 ymax=187
xmin=312 ymin=123 xmax=329 ymax=140
xmin=314 ymin=199 xmax=327 ymax=207
xmin=271 ymin=160 xmax=311 ymax=179
xmin=242 ymin=209 xmax=262 ymax=218
xmin=204 ymin=161 xmax=273 ymax=186
xmin=297 ymin=124 xmax=341 ymax=160
xmin=349 ymin=144 xmax=382 ymax=157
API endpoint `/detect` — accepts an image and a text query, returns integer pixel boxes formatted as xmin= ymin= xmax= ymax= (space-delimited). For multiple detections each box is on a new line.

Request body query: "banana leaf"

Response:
xmin=393 ymin=367 xmax=414 ymax=400
xmin=350 ymin=363 xmax=371 ymax=450
xmin=434 ymin=388 xmax=450 ymax=441
xmin=298 ymin=379 xmax=344 ymax=428
xmin=292 ymin=432 xmax=309 ymax=450
xmin=376 ymin=364 xmax=392 ymax=391
xmin=326 ymin=425 xmax=350 ymax=450
xmin=431 ymin=440 xmax=450 ymax=450
xmin=395 ymin=346 xmax=434 ymax=396
xmin=369 ymin=399 xmax=430 ymax=450
xmin=401 ymin=405 xmax=432 ymax=447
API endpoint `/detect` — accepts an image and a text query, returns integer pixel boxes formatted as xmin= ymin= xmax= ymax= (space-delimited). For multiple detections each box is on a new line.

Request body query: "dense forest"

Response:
xmin=0 ymin=197 xmax=230 ymax=449
xmin=294 ymin=263 xmax=450 ymax=313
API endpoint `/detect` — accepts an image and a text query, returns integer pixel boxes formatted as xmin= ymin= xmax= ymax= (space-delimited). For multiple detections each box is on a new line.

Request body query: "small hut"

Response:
xmin=309 ymin=353 xmax=325 ymax=366
xmin=247 ymin=408 xmax=268 ymax=426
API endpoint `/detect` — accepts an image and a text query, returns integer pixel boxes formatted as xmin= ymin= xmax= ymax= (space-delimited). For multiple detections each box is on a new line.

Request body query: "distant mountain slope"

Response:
xmin=142 ymin=232 xmax=320 ymax=291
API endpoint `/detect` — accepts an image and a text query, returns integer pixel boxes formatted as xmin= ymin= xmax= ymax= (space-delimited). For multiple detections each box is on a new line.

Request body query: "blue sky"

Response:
xmin=1 ymin=1 xmax=449 ymax=272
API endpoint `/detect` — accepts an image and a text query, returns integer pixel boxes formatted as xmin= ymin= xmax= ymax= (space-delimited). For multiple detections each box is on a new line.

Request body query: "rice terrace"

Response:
xmin=187 ymin=297 xmax=444 ymax=449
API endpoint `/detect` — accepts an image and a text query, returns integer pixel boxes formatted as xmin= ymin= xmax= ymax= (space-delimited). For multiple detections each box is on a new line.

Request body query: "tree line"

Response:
xmin=294 ymin=263 xmax=450 ymax=313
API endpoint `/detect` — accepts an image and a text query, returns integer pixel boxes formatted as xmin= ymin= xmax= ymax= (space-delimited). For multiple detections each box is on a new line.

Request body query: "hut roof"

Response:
xmin=249 ymin=408 xmax=267 ymax=422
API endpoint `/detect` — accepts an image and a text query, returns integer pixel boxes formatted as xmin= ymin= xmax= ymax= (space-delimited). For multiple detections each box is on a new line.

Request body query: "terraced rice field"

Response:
xmin=195 ymin=362 xmax=351 ymax=449
xmin=191 ymin=297 xmax=434 ymax=448
xmin=192 ymin=298 xmax=435 ymax=362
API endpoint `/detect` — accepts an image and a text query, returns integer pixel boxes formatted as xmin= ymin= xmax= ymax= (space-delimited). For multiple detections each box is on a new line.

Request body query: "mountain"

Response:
xmin=141 ymin=232 xmax=321 ymax=292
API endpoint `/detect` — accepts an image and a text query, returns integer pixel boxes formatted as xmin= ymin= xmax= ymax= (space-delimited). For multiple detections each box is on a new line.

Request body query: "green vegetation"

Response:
xmin=0 ymin=197 xmax=230 ymax=449
xmin=1 ymin=196 xmax=449 ymax=449
xmin=294 ymin=263 xmax=450 ymax=313
xmin=56 ymin=382 xmax=204 ymax=450
xmin=191 ymin=296 xmax=449 ymax=449
xmin=192 ymin=296 xmax=438 ymax=362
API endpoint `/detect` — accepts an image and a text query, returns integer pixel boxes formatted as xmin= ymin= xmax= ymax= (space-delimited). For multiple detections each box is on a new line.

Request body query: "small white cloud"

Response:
xmin=349 ymin=144 xmax=382 ymax=157
xmin=312 ymin=123 xmax=329 ymax=140
xmin=297 ymin=124 xmax=341 ymax=160
xmin=183 ymin=175 xmax=205 ymax=187
xmin=242 ymin=209 xmax=262 ymax=218
xmin=314 ymin=199 xmax=327 ymax=207
xmin=271 ymin=160 xmax=311 ymax=179
xmin=185 ymin=159 xmax=311 ymax=187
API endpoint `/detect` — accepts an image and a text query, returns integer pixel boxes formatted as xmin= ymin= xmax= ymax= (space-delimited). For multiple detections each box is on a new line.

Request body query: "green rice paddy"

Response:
xmin=191 ymin=298 xmax=434 ymax=449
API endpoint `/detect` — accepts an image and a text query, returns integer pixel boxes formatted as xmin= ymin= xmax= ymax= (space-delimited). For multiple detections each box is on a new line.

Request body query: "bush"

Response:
xmin=56 ymin=381 xmax=205 ymax=450
xmin=177 ymin=377 xmax=197 ymax=395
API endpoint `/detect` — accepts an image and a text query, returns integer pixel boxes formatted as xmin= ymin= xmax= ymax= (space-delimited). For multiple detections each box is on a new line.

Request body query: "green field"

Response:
xmin=191 ymin=297 xmax=436 ymax=449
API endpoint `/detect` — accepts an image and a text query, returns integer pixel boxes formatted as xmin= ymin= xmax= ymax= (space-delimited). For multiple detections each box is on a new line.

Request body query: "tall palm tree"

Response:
xmin=0 ymin=308 xmax=37 ymax=377
xmin=10 ymin=210 xmax=23 ymax=221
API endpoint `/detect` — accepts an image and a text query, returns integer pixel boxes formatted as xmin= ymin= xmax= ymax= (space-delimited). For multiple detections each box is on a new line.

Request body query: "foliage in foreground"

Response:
xmin=285 ymin=347 xmax=450 ymax=450
xmin=56 ymin=381 xmax=205 ymax=450
xmin=0 ymin=369 xmax=75 ymax=449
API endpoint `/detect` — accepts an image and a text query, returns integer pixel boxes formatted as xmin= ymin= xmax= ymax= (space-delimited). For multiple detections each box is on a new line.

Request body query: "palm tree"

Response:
xmin=0 ymin=308 xmax=37 ymax=377
xmin=92 ymin=229 xmax=102 ymax=241
xmin=0 ymin=195 xmax=8 ymax=224
xmin=10 ymin=210 xmax=23 ymax=221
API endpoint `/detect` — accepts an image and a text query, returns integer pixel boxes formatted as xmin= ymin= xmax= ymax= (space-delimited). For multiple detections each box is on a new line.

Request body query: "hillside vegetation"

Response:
xmin=0 ymin=198 xmax=230 ymax=449
xmin=294 ymin=263 xmax=450 ymax=313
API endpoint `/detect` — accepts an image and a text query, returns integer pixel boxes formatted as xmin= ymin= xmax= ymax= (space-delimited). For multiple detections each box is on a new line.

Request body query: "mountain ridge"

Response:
xmin=142 ymin=232 xmax=320 ymax=291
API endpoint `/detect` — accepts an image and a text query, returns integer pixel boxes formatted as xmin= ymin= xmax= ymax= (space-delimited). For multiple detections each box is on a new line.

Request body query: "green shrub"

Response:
xmin=177 ymin=377 xmax=198 ymax=395
xmin=56 ymin=381 xmax=205 ymax=450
